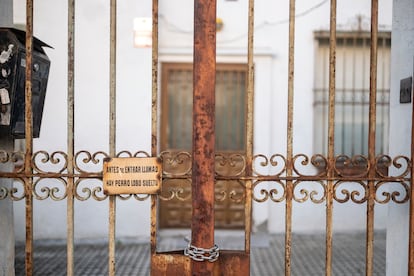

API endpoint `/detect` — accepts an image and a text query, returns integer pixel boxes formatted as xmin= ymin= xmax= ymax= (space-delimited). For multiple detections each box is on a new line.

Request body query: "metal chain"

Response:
xmin=184 ymin=237 xmax=220 ymax=262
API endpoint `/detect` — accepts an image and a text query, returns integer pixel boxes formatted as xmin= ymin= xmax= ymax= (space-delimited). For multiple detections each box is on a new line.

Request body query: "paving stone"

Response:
xmin=15 ymin=232 xmax=385 ymax=275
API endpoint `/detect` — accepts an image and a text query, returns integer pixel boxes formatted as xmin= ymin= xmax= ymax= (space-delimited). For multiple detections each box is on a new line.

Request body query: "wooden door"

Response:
xmin=159 ymin=62 xmax=247 ymax=229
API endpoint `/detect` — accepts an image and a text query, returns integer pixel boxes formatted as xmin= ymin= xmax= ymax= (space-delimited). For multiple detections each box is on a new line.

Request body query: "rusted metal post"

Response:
xmin=366 ymin=0 xmax=378 ymax=275
xmin=67 ymin=0 xmax=75 ymax=275
xmin=109 ymin=0 xmax=117 ymax=275
xmin=151 ymin=0 xmax=159 ymax=257
xmin=192 ymin=0 xmax=216 ymax=274
xmin=245 ymin=0 xmax=254 ymax=255
xmin=25 ymin=0 xmax=34 ymax=274
xmin=326 ymin=1 xmax=337 ymax=275
xmin=285 ymin=0 xmax=295 ymax=275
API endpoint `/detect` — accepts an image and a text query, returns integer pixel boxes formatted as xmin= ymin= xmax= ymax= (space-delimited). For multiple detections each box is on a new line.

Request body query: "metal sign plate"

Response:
xmin=103 ymin=157 xmax=162 ymax=195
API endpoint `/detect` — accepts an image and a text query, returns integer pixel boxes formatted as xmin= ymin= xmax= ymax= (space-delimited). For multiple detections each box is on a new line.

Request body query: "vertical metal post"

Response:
xmin=25 ymin=0 xmax=34 ymax=274
xmin=67 ymin=0 xmax=76 ymax=275
xmin=326 ymin=1 xmax=337 ymax=275
xmin=151 ymin=0 xmax=159 ymax=256
xmin=109 ymin=0 xmax=117 ymax=275
xmin=245 ymin=0 xmax=254 ymax=254
xmin=366 ymin=0 xmax=378 ymax=275
xmin=192 ymin=0 xmax=216 ymax=274
xmin=409 ymin=57 xmax=414 ymax=276
xmin=285 ymin=0 xmax=295 ymax=275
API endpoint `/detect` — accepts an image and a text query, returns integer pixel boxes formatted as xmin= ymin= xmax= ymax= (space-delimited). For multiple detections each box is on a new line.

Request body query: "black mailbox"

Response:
xmin=0 ymin=28 xmax=51 ymax=138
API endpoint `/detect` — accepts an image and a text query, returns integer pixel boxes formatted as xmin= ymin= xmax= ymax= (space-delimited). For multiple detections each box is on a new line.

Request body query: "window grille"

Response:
xmin=313 ymin=31 xmax=391 ymax=157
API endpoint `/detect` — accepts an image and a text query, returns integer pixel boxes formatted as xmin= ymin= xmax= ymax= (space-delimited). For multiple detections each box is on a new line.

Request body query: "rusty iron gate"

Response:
xmin=0 ymin=0 xmax=414 ymax=275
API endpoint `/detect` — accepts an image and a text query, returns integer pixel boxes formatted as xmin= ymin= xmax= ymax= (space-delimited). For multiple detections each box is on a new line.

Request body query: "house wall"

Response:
xmin=13 ymin=0 xmax=154 ymax=241
xmin=11 ymin=0 xmax=393 ymax=241
xmin=0 ymin=2 xmax=15 ymax=275
xmin=386 ymin=0 xmax=414 ymax=274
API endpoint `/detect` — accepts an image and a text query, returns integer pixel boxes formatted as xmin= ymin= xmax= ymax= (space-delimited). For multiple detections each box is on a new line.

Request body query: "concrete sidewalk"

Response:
xmin=15 ymin=231 xmax=385 ymax=275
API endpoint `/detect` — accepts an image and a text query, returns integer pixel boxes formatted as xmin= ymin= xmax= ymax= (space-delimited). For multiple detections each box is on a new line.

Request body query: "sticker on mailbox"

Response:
xmin=103 ymin=157 xmax=162 ymax=195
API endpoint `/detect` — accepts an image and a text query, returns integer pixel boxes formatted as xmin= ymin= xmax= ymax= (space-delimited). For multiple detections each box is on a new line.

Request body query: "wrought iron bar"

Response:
xmin=0 ymin=169 xmax=410 ymax=183
xmin=245 ymin=0 xmax=255 ymax=254
xmin=326 ymin=0 xmax=337 ymax=275
xmin=24 ymin=0 xmax=34 ymax=274
xmin=151 ymin=0 xmax=159 ymax=256
xmin=67 ymin=0 xmax=76 ymax=275
xmin=351 ymin=36 xmax=357 ymax=157
xmin=378 ymin=38 xmax=388 ymax=154
xmin=285 ymin=0 xmax=296 ymax=275
xmin=361 ymin=37 xmax=367 ymax=155
xmin=192 ymin=0 xmax=217 ymax=274
xmin=109 ymin=0 xmax=117 ymax=274
xmin=366 ymin=1 xmax=379 ymax=275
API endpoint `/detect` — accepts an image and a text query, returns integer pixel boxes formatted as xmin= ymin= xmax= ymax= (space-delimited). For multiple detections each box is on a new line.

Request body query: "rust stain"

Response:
xmin=191 ymin=0 xmax=217 ymax=274
xmin=150 ymin=251 xmax=249 ymax=276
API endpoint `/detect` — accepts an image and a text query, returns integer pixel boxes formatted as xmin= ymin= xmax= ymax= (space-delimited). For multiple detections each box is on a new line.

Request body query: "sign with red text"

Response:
xmin=103 ymin=157 xmax=162 ymax=195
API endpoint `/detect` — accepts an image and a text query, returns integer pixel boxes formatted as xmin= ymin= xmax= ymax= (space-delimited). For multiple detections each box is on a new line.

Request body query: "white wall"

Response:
xmin=1 ymin=2 xmax=16 ymax=274
xmin=13 ymin=0 xmax=153 ymax=241
xmin=386 ymin=0 xmax=414 ymax=274
xmin=12 ymin=0 xmax=394 ymax=241
xmin=252 ymin=0 xmax=393 ymax=233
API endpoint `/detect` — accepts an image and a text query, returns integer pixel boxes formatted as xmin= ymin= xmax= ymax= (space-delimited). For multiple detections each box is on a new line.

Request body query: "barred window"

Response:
xmin=313 ymin=31 xmax=391 ymax=156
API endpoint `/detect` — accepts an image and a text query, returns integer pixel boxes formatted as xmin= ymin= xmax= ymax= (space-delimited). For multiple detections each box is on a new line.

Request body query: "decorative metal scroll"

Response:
xmin=0 ymin=150 xmax=411 ymax=205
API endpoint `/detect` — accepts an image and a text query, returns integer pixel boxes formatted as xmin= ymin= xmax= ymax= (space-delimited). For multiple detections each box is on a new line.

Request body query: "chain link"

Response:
xmin=184 ymin=237 xmax=220 ymax=262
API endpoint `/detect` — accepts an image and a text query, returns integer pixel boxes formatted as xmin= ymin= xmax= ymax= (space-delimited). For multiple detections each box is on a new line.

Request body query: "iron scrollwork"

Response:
xmin=375 ymin=181 xmax=410 ymax=204
xmin=252 ymin=180 xmax=287 ymax=203
xmin=334 ymin=181 xmax=368 ymax=204
xmin=293 ymin=180 xmax=326 ymax=204
xmin=0 ymin=150 xmax=411 ymax=206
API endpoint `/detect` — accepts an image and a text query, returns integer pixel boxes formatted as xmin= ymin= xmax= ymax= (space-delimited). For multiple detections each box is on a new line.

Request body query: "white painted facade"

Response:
xmin=10 ymin=0 xmax=401 ymax=244
xmin=386 ymin=0 xmax=414 ymax=274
